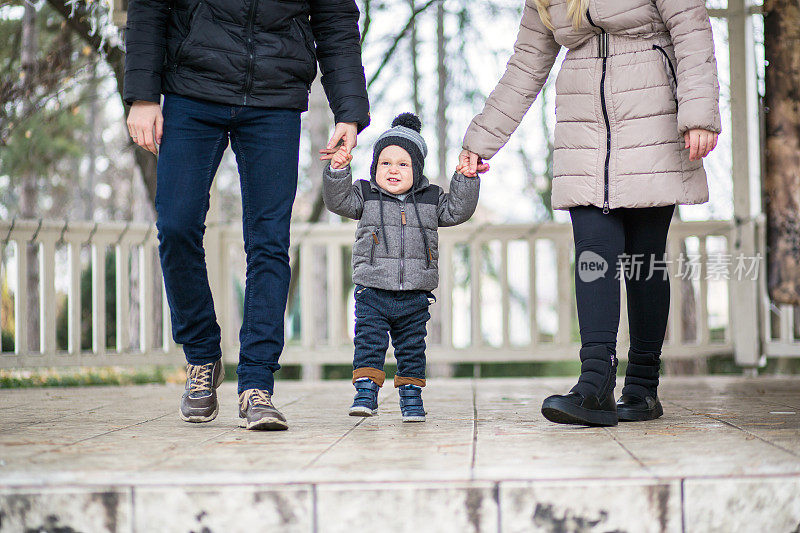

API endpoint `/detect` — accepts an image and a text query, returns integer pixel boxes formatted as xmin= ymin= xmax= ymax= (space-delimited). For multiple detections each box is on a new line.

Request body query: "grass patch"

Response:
xmin=0 ymin=365 xmax=185 ymax=389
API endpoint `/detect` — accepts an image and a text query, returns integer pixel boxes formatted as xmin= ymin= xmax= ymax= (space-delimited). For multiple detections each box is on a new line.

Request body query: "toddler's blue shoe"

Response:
xmin=349 ymin=378 xmax=379 ymax=416
xmin=399 ymin=384 xmax=426 ymax=422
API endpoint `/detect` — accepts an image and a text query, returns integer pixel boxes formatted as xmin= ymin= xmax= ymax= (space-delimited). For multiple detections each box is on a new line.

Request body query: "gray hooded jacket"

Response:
xmin=323 ymin=162 xmax=480 ymax=291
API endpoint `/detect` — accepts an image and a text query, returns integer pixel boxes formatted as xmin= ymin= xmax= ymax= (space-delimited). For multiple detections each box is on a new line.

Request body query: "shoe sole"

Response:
xmin=618 ymin=403 xmax=664 ymax=422
xmin=238 ymin=416 xmax=288 ymax=431
xmin=349 ymin=406 xmax=378 ymax=417
xmin=541 ymin=397 xmax=618 ymax=427
xmin=402 ymin=416 xmax=426 ymax=423
xmin=179 ymin=403 xmax=219 ymax=423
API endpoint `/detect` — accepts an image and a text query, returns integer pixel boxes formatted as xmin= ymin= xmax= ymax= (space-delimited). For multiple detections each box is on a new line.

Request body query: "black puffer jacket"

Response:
xmin=123 ymin=0 xmax=370 ymax=132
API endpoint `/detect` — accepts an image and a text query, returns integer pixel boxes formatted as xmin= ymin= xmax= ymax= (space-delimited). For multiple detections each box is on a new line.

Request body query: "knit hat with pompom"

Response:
xmin=370 ymin=112 xmax=428 ymax=187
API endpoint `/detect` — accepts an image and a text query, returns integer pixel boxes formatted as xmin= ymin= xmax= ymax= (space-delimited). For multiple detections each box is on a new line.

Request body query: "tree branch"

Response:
xmin=367 ymin=0 xmax=438 ymax=89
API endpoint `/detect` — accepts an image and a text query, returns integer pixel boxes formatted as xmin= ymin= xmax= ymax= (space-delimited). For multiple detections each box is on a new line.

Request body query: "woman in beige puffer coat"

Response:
xmin=460 ymin=0 xmax=721 ymax=426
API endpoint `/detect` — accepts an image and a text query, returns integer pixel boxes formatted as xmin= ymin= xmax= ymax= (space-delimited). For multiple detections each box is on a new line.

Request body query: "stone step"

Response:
xmin=1 ymin=376 xmax=799 ymax=531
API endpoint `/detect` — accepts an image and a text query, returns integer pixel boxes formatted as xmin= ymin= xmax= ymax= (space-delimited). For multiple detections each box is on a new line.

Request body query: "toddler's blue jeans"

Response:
xmin=352 ymin=284 xmax=434 ymax=388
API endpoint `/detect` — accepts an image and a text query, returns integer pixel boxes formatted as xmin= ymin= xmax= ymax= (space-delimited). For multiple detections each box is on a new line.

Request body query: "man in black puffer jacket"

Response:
xmin=123 ymin=0 xmax=370 ymax=431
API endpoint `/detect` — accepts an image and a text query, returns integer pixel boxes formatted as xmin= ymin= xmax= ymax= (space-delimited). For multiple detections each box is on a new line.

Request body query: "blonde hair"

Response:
xmin=532 ymin=0 xmax=588 ymax=31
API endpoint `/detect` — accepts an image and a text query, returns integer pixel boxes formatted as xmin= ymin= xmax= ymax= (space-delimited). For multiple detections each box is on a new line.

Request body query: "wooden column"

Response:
xmin=728 ymin=0 xmax=763 ymax=367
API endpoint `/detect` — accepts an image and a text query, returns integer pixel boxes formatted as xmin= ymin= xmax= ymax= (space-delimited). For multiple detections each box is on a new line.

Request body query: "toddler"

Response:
xmin=322 ymin=112 xmax=480 ymax=422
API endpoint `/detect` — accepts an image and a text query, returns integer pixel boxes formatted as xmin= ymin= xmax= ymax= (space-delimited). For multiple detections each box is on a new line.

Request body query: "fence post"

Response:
xmin=40 ymin=236 xmax=57 ymax=356
xmin=14 ymin=238 xmax=28 ymax=359
xmin=728 ymin=0 xmax=763 ymax=368
xmin=300 ymin=240 xmax=320 ymax=380
xmin=91 ymin=241 xmax=106 ymax=357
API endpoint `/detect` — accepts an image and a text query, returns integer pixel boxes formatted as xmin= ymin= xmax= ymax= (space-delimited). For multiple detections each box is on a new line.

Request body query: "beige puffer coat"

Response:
xmin=462 ymin=0 xmax=721 ymax=211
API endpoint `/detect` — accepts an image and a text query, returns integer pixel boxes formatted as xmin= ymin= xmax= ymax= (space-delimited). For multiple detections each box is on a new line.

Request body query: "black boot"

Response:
xmin=616 ymin=348 xmax=663 ymax=421
xmin=541 ymin=344 xmax=618 ymax=426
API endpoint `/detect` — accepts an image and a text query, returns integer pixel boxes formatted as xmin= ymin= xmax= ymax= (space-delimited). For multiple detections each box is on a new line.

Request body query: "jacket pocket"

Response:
xmin=653 ymin=44 xmax=678 ymax=106
xmin=173 ymin=1 xmax=204 ymax=70
xmin=292 ymin=18 xmax=316 ymax=60
xmin=369 ymin=232 xmax=378 ymax=266
xmin=291 ymin=17 xmax=317 ymax=85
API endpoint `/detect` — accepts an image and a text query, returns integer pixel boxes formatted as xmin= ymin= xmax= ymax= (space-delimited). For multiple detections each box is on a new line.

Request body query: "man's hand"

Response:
xmin=320 ymin=121 xmax=358 ymax=168
xmin=684 ymin=128 xmax=718 ymax=161
xmin=320 ymin=144 xmax=353 ymax=169
xmin=127 ymin=101 xmax=163 ymax=156
xmin=327 ymin=122 xmax=358 ymax=154
xmin=458 ymin=149 xmax=490 ymax=177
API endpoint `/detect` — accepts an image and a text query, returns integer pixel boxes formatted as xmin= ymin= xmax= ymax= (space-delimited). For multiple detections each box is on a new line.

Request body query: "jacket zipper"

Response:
xmin=652 ymin=44 xmax=679 ymax=106
xmin=242 ymin=0 xmax=259 ymax=105
xmin=173 ymin=1 xmax=203 ymax=72
xmin=587 ymin=10 xmax=611 ymax=214
xmin=399 ymin=202 xmax=406 ymax=290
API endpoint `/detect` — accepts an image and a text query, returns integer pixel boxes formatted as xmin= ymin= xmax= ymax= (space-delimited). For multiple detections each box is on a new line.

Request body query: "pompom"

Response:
xmin=391 ymin=112 xmax=422 ymax=132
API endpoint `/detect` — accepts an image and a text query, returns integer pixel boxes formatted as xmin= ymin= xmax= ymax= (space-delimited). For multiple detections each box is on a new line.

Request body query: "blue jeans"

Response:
xmin=352 ymin=284 xmax=434 ymax=387
xmin=155 ymin=92 xmax=301 ymax=394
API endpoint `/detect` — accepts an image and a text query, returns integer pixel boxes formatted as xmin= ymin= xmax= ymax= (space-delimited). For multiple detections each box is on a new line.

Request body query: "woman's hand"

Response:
xmin=127 ymin=101 xmax=163 ymax=156
xmin=457 ymin=149 xmax=490 ymax=177
xmin=684 ymin=128 xmax=718 ymax=161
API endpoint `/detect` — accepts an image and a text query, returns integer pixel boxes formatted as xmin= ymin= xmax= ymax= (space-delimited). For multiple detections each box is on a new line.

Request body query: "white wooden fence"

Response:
xmin=1 ymin=216 xmax=798 ymax=373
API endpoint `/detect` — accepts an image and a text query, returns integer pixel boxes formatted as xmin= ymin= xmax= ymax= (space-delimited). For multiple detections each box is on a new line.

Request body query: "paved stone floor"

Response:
xmin=1 ymin=376 xmax=799 ymax=532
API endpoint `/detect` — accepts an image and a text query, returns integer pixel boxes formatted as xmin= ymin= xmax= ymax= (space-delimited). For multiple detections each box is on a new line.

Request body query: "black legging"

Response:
xmin=569 ymin=204 xmax=676 ymax=360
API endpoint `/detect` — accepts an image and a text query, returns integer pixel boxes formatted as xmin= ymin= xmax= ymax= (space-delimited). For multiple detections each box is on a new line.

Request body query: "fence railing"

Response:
xmin=1 ymin=216 xmax=798 ymax=373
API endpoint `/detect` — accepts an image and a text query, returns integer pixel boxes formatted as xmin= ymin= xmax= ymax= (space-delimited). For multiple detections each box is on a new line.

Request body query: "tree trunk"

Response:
xmin=47 ymin=0 xmax=159 ymax=208
xmin=409 ymin=0 xmax=421 ymax=116
xmin=435 ymin=0 xmax=447 ymax=184
xmin=763 ymin=0 xmax=800 ymax=305
xmin=86 ymin=57 xmax=99 ymax=219
xmin=21 ymin=1 xmax=39 ymax=353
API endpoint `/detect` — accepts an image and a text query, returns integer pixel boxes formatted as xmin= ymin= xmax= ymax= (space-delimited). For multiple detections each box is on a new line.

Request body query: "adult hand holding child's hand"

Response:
xmin=319 ymin=143 xmax=353 ymax=170
xmin=319 ymin=121 xmax=357 ymax=169
xmin=457 ymin=149 xmax=490 ymax=177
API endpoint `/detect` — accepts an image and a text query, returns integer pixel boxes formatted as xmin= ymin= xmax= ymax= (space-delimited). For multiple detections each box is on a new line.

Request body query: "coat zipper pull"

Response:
xmin=602 ymin=201 xmax=610 ymax=214
xmin=599 ymin=32 xmax=609 ymax=58
xmin=372 ymin=232 xmax=379 ymax=244
xmin=401 ymin=210 xmax=407 ymax=225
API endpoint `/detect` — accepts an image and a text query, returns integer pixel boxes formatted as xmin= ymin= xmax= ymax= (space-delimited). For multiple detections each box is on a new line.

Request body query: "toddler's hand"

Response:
xmin=332 ymin=146 xmax=353 ymax=169
xmin=319 ymin=143 xmax=353 ymax=169
xmin=458 ymin=149 xmax=489 ymax=177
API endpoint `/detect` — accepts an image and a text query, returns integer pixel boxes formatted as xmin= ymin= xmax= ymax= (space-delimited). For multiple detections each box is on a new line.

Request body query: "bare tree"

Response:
xmin=408 ymin=0 xmax=421 ymax=116
xmin=763 ymin=0 xmax=800 ymax=306
xmin=20 ymin=1 xmax=40 ymax=352
xmin=45 ymin=0 xmax=159 ymax=207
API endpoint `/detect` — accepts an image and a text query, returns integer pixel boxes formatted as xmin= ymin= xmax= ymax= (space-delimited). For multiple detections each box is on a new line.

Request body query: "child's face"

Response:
xmin=375 ymin=145 xmax=413 ymax=194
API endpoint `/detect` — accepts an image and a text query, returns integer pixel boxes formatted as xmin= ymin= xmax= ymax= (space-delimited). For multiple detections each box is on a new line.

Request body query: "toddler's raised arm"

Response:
xmin=437 ymin=172 xmax=480 ymax=227
xmin=322 ymin=162 xmax=364 ymax=220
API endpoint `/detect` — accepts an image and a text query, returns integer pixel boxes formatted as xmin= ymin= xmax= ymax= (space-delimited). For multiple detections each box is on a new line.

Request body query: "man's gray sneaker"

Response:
xmin=180 ymin=359 xmax=225 ymax=423
xmin=238 ymin=389 xmax=288 ymax=431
